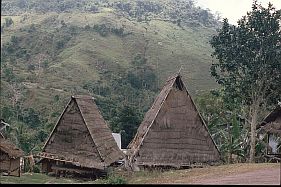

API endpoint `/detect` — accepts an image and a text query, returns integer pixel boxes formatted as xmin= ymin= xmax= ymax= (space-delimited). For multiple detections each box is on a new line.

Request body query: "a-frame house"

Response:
xmin=259 ymin=104 xmax=281 ymax=156
xmin=38 ymin=95 xmax=124 ymax=177
xmin=127 ymin=73 xmax=221 ymax=170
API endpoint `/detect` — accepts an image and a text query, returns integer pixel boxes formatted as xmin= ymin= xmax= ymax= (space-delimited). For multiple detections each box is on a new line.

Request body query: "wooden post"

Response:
xmin=18 ymin=158 xmax=21 ymax=177
xmin=55 ymin=160 xmax=59 ymax=178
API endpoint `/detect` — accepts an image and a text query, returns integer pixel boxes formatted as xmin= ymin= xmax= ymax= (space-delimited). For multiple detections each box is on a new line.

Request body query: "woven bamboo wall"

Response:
xmin=136 ymin=84 xmax=220 ymax=167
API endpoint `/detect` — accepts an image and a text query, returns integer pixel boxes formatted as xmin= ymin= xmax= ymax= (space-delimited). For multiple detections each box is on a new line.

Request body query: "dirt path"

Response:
xmin=193 ymin=167 xmax=280 ymax=185
xmin=131 ymin=163 xmax=281 ymax=185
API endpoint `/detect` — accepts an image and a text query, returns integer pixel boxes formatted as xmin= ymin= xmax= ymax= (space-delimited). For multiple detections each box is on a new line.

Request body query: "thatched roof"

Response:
xmin=260 ymin=105 xmax=281 ymax=136
xmin=127 ymin=73 xmax=220 ymax=168
xmin=128 ymin=74 xmax=179 ymax=151
xmin=40 ymin=95 xmax=124 ymax=170
xmin=0 ymin=138 xmax=24 ymax=158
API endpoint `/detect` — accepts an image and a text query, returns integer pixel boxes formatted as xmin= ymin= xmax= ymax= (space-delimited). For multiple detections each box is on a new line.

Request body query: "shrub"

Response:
xmin=33 ymin=165 xmax=41 ymax=173
xmin=5 ymin=17 xmax=14 ymax=27
xmin=106 ymin=175 xmax=127 ymax=184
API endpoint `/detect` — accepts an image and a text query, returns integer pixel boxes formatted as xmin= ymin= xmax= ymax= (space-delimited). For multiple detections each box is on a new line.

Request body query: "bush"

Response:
xmin=106 ymin=175 xmax=127 ymax=184
xmin=5 ymin=17 xmax=14 ymax=27
xmin=33 ymin=165 xmax=41 ymax=173
xmin=93 ymin=24 xmax=109 ymax=37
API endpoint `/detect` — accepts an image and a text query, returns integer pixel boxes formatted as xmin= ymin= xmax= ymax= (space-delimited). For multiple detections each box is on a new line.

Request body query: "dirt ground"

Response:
xmin=194 ymin=167 xmax=280 ymax=185
xmin=130 ymin=163 xmax=281 ymax=185
xmin=1 ymin=163 xmax=279 ymax=184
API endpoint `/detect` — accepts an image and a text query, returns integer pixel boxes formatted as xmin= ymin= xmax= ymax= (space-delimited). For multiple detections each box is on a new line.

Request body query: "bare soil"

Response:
xmin=194 ymin=167 xmax=280 ymax=185
xmin=129 ymin=163 xmax=281 ymax=185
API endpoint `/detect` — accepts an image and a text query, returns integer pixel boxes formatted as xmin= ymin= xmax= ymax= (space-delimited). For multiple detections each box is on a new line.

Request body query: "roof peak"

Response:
xmin=72 ymin=95 xmax=94 ymax=100
xmin=165 ymin=73 xmax=182 ymax=84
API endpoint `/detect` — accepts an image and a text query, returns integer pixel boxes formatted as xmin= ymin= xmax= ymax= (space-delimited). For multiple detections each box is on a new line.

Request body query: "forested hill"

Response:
xmin=1 ymin=0 xmax=221 ymax=153
xmin=2 ymin=0 xmax=220 ymax=27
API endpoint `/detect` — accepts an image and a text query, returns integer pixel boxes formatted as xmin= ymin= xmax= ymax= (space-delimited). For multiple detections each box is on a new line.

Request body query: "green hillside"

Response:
xmin=0 ymin=0 xmax=220 ymax=153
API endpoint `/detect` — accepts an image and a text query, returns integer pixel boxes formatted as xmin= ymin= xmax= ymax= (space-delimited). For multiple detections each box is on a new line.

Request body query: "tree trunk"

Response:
xmin=249 ymin=104 xmax=259 ymax=163
xmin=227 ymin=123 xmax=232 ymax=164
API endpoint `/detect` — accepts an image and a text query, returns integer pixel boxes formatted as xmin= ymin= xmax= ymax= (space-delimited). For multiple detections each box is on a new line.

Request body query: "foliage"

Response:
xmin=1 ymin=0 xmax=221 ymax=27
xmin=33 ymin=165 xmax=41 ymax=173
xmin=2 ymin=67 xmax=16 ymax=82
xmin=112 ymin=0 xmax=219 ymax=27
xmin=92 ymin=24 xmax=130 ymax=37
xmin=106 ymin=174 xmax=127 ymax=184
xmin=196 ymin=90 xmax=248 ymax=163
xmin=109 ymin=105 xmax=142 ymax=148
xmin=209 ymin=1 xmax=281 ymax=162
xmin=127 ymin=54 xmax=157 ymax=90
xmin=5 ymin=17 xmax=14 ymax=27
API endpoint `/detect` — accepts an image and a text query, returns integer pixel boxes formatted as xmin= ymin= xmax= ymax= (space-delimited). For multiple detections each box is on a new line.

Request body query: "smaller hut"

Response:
xmin=260 ymin=104 xmax=281 ymax=156
xmin=0 ymin=137 xmax=24 ymax=177
xmin=38 ymin=95 xmax=124 ymax=178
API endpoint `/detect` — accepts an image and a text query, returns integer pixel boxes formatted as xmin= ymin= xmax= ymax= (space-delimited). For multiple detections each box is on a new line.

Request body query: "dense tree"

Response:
xmin=210 ymin=1 xmax=281 ymax=162
xmin=109 ymin=105 xmax=142 ymax=149
xmin=196 ymin=90 xmax=248 ymax=163
xmin=5 ymin=17 xmax=14 ymax=27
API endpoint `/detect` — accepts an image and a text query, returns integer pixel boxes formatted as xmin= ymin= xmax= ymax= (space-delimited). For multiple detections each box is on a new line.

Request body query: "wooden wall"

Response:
xmin=0 ymin=151 xmax=21 ymax=177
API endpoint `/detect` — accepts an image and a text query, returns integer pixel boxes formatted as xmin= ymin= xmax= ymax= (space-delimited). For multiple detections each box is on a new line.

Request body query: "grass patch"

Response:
xmin=0 ymin=173 xmax=81 ymax=184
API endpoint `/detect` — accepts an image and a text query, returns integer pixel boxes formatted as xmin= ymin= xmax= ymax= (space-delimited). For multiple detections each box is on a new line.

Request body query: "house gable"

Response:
xmin=128 ymin=74 xmax=220 ymax=167
xmin=43 ymin=99 xmax=104 ymax=168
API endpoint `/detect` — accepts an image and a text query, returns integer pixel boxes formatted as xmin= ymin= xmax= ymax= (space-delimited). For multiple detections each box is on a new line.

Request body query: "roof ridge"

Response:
xmin=75 ymin=97 xmax=105 ymax=165
xmin=72 ymin=95 xmax=94 ymax=99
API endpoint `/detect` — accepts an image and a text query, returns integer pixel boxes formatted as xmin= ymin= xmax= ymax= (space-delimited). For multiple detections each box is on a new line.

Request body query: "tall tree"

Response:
xmin=109 ymin=105 xmax=142 ymax=149
xmin=209 ymin=1 xmax=281 ymax=162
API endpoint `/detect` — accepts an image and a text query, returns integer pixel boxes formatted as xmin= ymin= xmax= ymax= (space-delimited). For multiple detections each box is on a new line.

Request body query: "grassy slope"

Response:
xmin=2 ymin=15 xmax=216 ymax=83
xmin=1 ymin=11 xmax=218 ymax=92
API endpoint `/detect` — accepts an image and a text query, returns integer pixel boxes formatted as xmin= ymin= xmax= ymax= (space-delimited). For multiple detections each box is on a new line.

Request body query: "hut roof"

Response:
xmin=0 ymin=138 xmax=24 ymax=158
xmin=127 ymin=73 xmax=220 ymax=166
xmin=127 ymin=74 xmax=179 ymax=151
xmin=260 ymin=105 xmax=281 ymax=136
xmin=41 ymin=95 xmax=124 ymax=169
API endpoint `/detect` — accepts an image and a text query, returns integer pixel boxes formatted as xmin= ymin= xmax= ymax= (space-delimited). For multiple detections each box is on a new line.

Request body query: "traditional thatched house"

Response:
xmin=259 ymin=104 xmax=281 ymax=156
xmin=127 ymin=73 xmax=221 ymax=170
xmin=0 ymin=136 xmax=24 ymax=177
xmin=37 ymin=95 xmax=124 ymax=177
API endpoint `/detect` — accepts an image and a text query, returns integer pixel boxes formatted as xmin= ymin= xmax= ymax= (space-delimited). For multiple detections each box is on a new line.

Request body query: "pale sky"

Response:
xmin=196 ymin=0 xmax=281 ymax=25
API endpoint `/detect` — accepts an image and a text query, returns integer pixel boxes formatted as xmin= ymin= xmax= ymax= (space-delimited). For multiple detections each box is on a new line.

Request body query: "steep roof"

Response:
xmin=41 ymin=95 xmax=124 ymax=169
xmin=127 ymin=74 xmax=178 ymax=152
xmin=127 ymin=73 xmax=220 ymax=166
xmin=260 ymin=105 xmax=281 ymax=136
xmin=261 ymin=105 xmax=281 ymax=125
xmin=0 ymin=138 xmax=24 ymax=158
